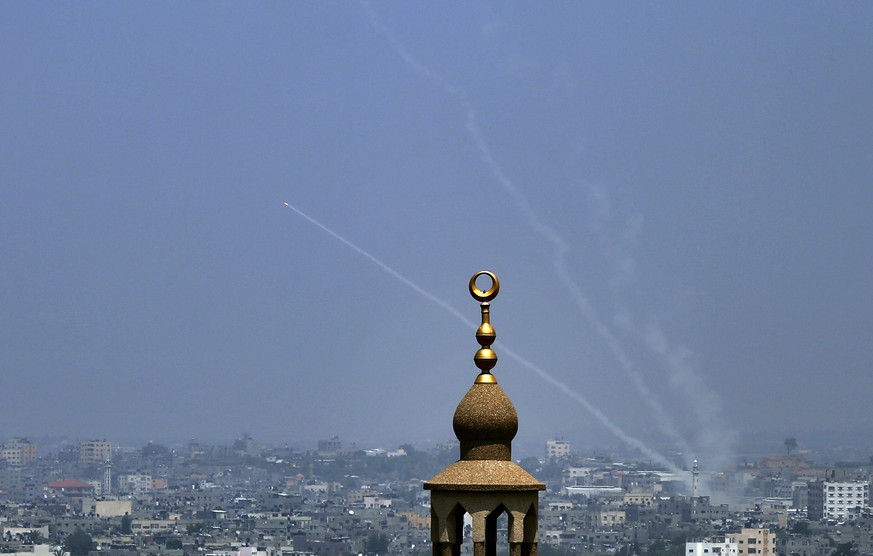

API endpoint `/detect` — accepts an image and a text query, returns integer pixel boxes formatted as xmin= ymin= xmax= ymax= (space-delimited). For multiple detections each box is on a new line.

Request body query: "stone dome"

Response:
xmin=452 ymin=382 xmax=518 ymax=461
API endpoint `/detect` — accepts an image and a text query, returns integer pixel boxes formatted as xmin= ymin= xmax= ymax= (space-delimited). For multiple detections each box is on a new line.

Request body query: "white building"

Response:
xmin=131 ymin=520 xmax=177 ymax=534
xmin=564 ymin=485 xmax=623 ymax=498
xmin=685 ymin=540 xmax=738 ymax=556
xmin=363 ymin=495 xmax=392 ymax=509
xmin=2 ymin=545 xmax=59 ymax=556
xmin=118 ymin=472 xmax=153 ymax=496
xmin=565 ymin=466 xmax=592 ymax=482
xmin=546 ymin=439 xmax=571 ymax=459
xmin=823 ymin=481 xmax=870 ymax=520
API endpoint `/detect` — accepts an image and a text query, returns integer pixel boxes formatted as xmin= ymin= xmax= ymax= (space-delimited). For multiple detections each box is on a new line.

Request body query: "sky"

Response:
xmin=2 ymin=3 xmax=872 ymax=466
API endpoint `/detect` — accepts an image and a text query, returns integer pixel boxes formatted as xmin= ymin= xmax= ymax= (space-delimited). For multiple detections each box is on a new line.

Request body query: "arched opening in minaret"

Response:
xmin=451 ymin=504 xmax=512 ymax=556
xmin=493 ymin=510 xmax=509 ymax=555
xmin=430 ymin=493 xmax=541 ymax=556
xmin=484 ymin=504 xmax=510 ymax=556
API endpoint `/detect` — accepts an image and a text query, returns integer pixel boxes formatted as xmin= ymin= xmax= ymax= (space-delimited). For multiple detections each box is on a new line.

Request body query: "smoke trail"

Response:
xmin=283 ymin=201 xmax=469 ymax=325
xmin=495 ymin=342 xmax=680 ymax=470
xmin=359 ymin=2 xmax=693 ymax=458
xmin=282 ymin=201 xmax=681 ymax=473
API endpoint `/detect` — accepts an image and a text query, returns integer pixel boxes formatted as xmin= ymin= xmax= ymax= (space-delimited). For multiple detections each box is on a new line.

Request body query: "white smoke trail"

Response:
xmin=495 ymin=341 xmax=679 ymax=470
xmin=283 ymin=201 xmax=468 ymax=325
xmin=359 ymin=2 xmax=693 ymax=458
xmin=282 ymin=200 xmax=681 ymax=473
xmin=583 ymin=183 xmax=738 ymax=476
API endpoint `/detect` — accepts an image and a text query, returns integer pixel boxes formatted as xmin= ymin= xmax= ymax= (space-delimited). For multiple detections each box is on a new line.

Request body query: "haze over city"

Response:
xmin=2 ymin=3 xmax=872 ymax=466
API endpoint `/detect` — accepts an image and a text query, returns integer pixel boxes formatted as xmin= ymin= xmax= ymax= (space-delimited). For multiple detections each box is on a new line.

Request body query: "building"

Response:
xmin=44 ymin=479 xmax=96 ymax=497
xmin=424 ymin=271 xmax=544 ymax=556
xmin=565 ymin=466 xmax=593 ymax=484
xmin=691 ymin=496 xmax=730 ymax=522
xmin=598 ymin=509 xmax=626 ymax=527
xmin=118 ymin=472 xmax=153 ymax=496
xmin=564 ymin=485 xmax=624 ymax=498
xmin=233 ymin=434 xmax=259 ymax=457
xmin=726 ymin=528 xmax=777 ymax=556
xmin=807 ymin=481 xmax=824 ymax=521
xmin=0 ymin=439 xmax=36 ymax=465
xmin=823 ymin=481 xmax=870 ymax=520
xmin=317 ymin=436 xmax=342 ymax=454
xmin=546 ymin=439 xmax=571 ymax=460
xmin=791 ymin=481 xmax=809 ymax=513
xmin=624 ymin=493 xmax=654 ymax=507
xmin=686 ymin=540 xmax=738 ymax=556
xmin=81 ymin=498 xmax=133 ymax=517
xmin=79 ymin=440 xmax=112 ymax=465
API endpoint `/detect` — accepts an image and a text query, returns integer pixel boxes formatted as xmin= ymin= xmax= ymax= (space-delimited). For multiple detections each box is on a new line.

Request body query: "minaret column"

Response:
xmin=431 ymin=496 xmax=463 ymax=556
xmin=508 ymin=510 xmax=524 ymax=556
xmin=509 ymin=500 xmax=538 ymax=556
xmin=470 ymin=508 xmax=488 ymax=556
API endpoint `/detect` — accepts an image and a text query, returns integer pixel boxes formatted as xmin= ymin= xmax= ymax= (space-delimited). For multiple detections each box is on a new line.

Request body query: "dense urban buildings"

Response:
xmin=1 ymin=434 xmax=873 ymax=556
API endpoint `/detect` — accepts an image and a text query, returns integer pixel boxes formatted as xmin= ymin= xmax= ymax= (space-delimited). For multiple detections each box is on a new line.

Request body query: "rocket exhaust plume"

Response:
xmin=361 ymin=3 xmax=742 ymax=483
xmin=282 ymin=200 xmax=681 ymax=473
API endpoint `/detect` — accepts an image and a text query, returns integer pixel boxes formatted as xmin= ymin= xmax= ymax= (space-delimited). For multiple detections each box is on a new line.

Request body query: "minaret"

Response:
xmin=103 ymin=460 xmax=112 ymax=496
xmin=425 ymin=271 xmax=545 ymax=556
xmin=692 ymin=459 xmax=699 ymax=499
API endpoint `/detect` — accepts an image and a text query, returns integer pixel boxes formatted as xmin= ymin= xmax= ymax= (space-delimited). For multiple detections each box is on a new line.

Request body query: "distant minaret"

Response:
xmin=103 ymin=460 xmax=112 ymax=496
xmin=692 ymin=459 xmax=699 ymax=499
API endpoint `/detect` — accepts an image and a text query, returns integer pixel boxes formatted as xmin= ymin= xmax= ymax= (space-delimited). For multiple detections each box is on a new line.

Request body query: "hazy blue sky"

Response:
xmin=2 ymin=3 xmax=872 ymax=463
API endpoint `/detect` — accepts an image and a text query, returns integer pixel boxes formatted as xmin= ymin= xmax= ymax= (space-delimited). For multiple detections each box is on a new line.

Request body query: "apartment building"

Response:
xmin=118 ymin=472 xmax=153 ymax=496
xmin=79 ymin=440 xmax=112 ymax=465
xmin=807 ymin=481 xmax=825 ymax=521
xmin=546 ymin=439 xmax=571 ymax=459
xmin=726 ymin=528 xmax=776 ymax=556
xmin=81 ymin=498 xmax=133 ymax=517
xmin=823 ymin=481 xmax=870 ymax=520
xmin=0 ymin=439 xmax=36 ymax=465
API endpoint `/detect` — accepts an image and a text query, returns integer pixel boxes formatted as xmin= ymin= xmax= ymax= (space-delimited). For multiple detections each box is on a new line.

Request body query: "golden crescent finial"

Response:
xmin=469 ymin=270 xmax=500 ymax=302
xmin=470 ymin=271 xmax=500 ymax=384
